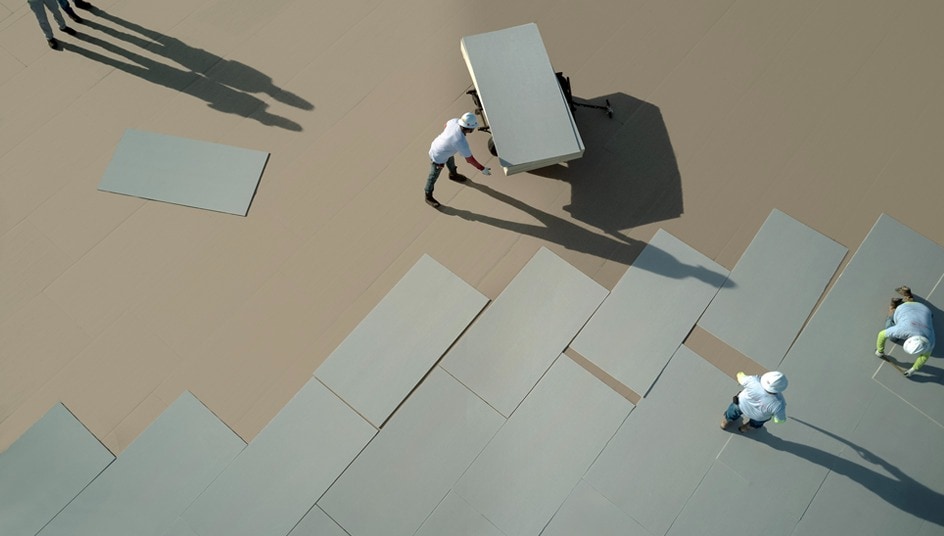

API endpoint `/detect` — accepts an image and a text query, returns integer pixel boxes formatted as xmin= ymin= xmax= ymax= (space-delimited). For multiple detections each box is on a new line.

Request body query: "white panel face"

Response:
xmin=541 ymin=480 xmax=651 ymax=536
xmin=37 ymin=393 xmax=245 ymax=536
xmin=317 ymin=368 xmax=503 ymax=536
xmin=572 ymin=229 xmax=729 ymax=396
xmin=585 ymin=345 xmax=734 ymax=536
xmin=413 ymin=492 xmax=505 ymax=536
xmin=453 ymin=356 xmax=633 ymax=536
xmin=0 ymin=404 xmax=114 ymax=536
xmin=461 ymin=23 xmax=583 ymax=174
xmin=286 ymin=506 xmax=349 ymax=536
xmin=441 ymin=247 xmax=608 ymax=416
xmin=182 ymin=379 xmax=375 ymax=536
xmin=698 ymin=209 xmax=847 ymax=368
xmin=315 ymin=254 xmax=488 ymax=427
xmin=99 ymin=129 xmax=269 ymax=216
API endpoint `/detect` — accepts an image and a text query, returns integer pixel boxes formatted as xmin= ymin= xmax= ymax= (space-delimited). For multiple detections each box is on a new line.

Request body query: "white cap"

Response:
xmin=458 ymin=112 xmax=478 ymax=129
xmin=761 ymin=371 xmax=788 ymax=393
xmin=903 ymin=336 xmax=930 ymax=355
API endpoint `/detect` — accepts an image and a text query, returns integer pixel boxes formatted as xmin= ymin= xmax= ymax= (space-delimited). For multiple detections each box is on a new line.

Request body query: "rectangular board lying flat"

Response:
xmin=453 ymin=355 xmax=633 ymax=536
xmin=0 ymin=404 xmax=113 ymax=536
xmin=698 ymin=209 xmax=847 ymax=368
xmin=317 ymin=367 xmax=504 ymax=536
xmin=98 ymin=129 xmax=269 ymax=216
xmin=182 ymin=379 xmax=376 ymax=536
xmin=584 ymin=345 xmax=734 ymax=536
xmin=37 ymin=392 xmax=245 ymax=536
xmin=315 ymin=254 xmax=488 ymax=427
xmin=571 ymin=229 xmax=728 ymax=396
xmin=441 ymin=247 xmax=608 ymax=417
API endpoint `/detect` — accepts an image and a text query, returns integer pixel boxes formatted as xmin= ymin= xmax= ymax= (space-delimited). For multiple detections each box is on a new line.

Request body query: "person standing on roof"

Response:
xmin=876 ymin=285 xmax=935 ymax=377
xmin=424 ymin=112 xmax=491 ymax=208
xmin=721 ymin=371 xmax=788 ymax=433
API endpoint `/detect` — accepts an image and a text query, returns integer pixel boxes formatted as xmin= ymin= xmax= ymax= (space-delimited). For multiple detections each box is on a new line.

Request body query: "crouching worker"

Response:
xmin=721 ymin=371 xmax=788 ymax=433
xmin=876 ymin=285 xmax=935 ymax=377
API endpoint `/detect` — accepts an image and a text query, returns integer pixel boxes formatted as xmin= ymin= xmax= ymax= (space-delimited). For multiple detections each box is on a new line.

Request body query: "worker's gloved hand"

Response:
xmin=875 ymin=350 xmax=885 ymax=358
xmin=481 ymin=167 xmax=491 ymax=176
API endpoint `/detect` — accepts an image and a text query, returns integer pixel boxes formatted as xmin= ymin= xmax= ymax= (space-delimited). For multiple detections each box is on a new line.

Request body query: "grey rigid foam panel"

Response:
xmin=699 ymin=209 xmax=847 ymax=368
xmin=0 ymin=403 xmax=113 ymax=536
xmin=317 ymin=367 xmax=503 ymax=536
xmin=413 ymin=492 xmax=504 ymax=536
xmin=584 ymin=345 xmax=734 ymax=536
xmin=541 ymin=480 xmax=651 ymax=536
xmin=571 ymin=229 xmax=729 ymax=396
xmin=791 ymin=387 xmax=944 ymax=534
xmin=461 ymin=23 xmax=584 ymax=175
xmin=780 ymin=214 xmax=944 ymax=453
xmin=287 ymin=506 xmax=349 ymax=536
xmin=315 ymin=254 xmax=488 ymax=427
xmin=182 ymin=378 xmax=376 ymax=536
xmin=159 ymin=518 xmax=199 ymax=536
xmin=440 ymin=247 xmax=608 ymax=417
xmin=37 ymin=392 xmax=245 ymax=536
xmin=98 ymin=128 xmax=269 ymax=216
xmin=453 ymin=355 xmax=633 ymax=536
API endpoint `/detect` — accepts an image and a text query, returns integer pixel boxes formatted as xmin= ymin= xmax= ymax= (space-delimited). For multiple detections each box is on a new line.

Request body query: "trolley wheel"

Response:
xmin=487 ymin=137 xmax=497 ymax=157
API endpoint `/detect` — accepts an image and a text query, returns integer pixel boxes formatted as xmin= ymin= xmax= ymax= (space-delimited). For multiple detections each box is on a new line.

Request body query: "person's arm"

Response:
xmin=736 ymin=371 xmax=749 ymax=385
xmin=465 ymin=156 xmax=491 ymax=175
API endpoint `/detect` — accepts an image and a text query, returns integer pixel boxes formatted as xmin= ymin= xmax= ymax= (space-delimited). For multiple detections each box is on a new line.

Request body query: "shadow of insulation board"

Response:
xmin=315 ymin=254 xmax=488 ymax=428
xmin=317 ymin=368 xmax=503 ymax=536
xmin=0 ymin=404 xmax=114 ymax=536
xmin=181 ymin=378 xmax=376 ymax=536
xmin=98 ymin=129 xmax=269 ymax=216
xmin=440 ymin=247 xmax=608 ymax=417
xmin=36 ymin=392 xmax=245 ymax=536
xmin=698 ymin=209 xmax=847 ymax=369
xmin=571 ymin=229 xmax=728 ymax=397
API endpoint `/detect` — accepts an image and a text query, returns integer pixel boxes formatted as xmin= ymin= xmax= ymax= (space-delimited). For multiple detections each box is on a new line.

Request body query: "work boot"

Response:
xmin=425 ymin=193 xmax=440 ymax=208
xmin=64 ymin=7 xmax=83 ymax=23
xmin=896 ymin=286 xmax=913 ymax=299
xmin=61 ymin=26 xmax=77 ymax=36
xmin=73 ymin=0 xmax=94 ymax=9
xmin=448 ymin=172 xmax=467 ymax=182
xmin=720 ymin=418 xmax=730 ymax=430
xmin=738 ymin=422 xmax=753 ymax=433
xmin=47 ymin=38 xmax=60 ymax=49
xmin=891 ymin=297 xmax=903 ymax=308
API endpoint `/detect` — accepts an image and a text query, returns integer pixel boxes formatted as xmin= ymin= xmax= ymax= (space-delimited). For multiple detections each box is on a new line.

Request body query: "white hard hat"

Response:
xmin=903 ymin=336 xmax=930 ymax=355
xmin=761 ymin=371 xmax=788 ymax=393
xmin=458 ymin=112 xmax=478 ymax=129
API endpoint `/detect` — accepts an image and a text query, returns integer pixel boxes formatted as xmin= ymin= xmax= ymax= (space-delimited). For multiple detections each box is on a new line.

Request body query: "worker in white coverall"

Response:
xmin=721 ymin=371 xmax=788 ymax=433
xmin=424 ymin=112 xmax=491 ymax=208
xmin=876 ymin=286 xmax=935 ymax=377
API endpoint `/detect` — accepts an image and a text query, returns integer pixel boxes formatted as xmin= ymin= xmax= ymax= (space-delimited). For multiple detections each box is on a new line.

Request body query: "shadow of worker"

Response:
xmin=529 ymin=93 xmax=683 ymax=235
xmin=64 ymin=15 xmax=307 ymax=130
xmin=87 ymin=8 xmax=312 ymax=112
xmin=757 ymin=418 xmax=944 ymax=528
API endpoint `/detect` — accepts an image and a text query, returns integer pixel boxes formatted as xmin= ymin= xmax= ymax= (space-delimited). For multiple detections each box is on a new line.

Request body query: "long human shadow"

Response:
xmin=62 ymin=16 xmax=307 ymax=131
xmin=529 ymin=93 xmax=683 ymax=235
xmin=440 ymin=180 xmax=727 ymax=286
xmin=757 ymin=418 xmax=944 ymax=527
xmin=85 ymin=8 xmax=312 ymax=111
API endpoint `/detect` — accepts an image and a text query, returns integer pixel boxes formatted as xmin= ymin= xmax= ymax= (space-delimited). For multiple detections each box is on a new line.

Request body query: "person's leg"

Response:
xmin=425 ymin=162 xmax=444 ymax=195
xmin=912 ymin=353 xmax=930 ymax=371
xmin=739 ymin=418 xmax=769 ymax=432
xmin=28 ymin=0 xmax=54 ymax=40
xmin=446 ymin=156 xmax=458 ymax=175
xmin=56 ymin=0 xmax=83 ymax=22
xmin=41 ymin=0 xmax=68 ymax=30
xmin=721 ymin=403 xmax=742 ymax=429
